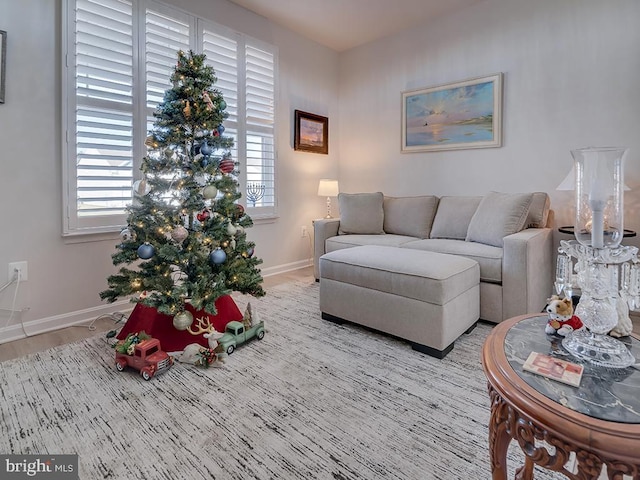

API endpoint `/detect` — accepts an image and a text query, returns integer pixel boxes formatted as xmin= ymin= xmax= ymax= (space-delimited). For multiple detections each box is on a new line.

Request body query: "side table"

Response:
xmin=481 ymin=314 xmax=640 ymax=479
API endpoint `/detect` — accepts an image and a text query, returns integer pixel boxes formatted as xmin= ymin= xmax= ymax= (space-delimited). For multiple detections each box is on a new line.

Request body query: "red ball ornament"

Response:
xmin=235 ymin=204 xmax=245 ymax=218
xmin=220 ymin=158 xmax=234 ymax=174
xmin=196 ymin=209 xmax=210 ymax=222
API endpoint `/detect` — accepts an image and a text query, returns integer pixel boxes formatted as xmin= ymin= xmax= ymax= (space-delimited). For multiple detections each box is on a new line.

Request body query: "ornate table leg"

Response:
xmin=488 ymin=383 xmax=512 ymax=480
xmin=515 ymin=457 xmax=534 ymax=480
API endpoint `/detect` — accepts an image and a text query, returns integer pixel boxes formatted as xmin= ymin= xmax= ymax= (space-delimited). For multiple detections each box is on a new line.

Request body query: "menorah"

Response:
xmin=246 ymin=183 xmax=265 ymax=207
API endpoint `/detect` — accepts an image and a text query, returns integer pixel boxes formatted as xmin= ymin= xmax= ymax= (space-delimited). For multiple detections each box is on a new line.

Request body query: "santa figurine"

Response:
xmin=545 ymin=295 xmax=584 ymax=336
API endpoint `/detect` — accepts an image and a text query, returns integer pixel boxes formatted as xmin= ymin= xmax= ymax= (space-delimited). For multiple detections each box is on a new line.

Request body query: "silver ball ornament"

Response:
xmin=133 ymin=179 xmax=151 ymax=196
xmin=203 ymin=185 xmax=218 ymax=199
xmin=173 ymin=310 xmax=193 ymax=331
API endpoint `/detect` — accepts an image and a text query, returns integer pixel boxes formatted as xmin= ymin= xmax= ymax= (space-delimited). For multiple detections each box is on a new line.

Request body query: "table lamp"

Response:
xmin=556 ymin=147 xmax=639 ymax=368
xmin=318 ymin=179 xmax=339 ymax=218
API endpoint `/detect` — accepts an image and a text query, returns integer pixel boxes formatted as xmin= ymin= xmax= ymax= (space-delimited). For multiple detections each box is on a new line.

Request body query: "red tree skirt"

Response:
xmin=116 ymin=295 xmax=243 ymax=352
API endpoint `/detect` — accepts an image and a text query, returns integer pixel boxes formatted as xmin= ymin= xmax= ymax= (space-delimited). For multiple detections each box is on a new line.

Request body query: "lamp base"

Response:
xmin=562 ymin=330 xmax=635 ymax=369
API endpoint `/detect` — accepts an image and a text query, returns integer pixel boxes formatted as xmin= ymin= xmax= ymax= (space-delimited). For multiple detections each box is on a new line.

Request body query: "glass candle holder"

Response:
xmin=572 ymin=147 xmax=625 ymax=249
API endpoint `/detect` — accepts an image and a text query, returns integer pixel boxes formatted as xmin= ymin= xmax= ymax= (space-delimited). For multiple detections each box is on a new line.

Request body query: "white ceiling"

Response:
xmin=227 ymin=0 xmax=486 ymax=52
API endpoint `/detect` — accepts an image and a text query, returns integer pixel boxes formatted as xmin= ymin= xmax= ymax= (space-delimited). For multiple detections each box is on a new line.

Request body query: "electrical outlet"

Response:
xmin=8 ymin=261 xmax=28 ymax=281
xmin=301 ymin=226 xmax=308 ymax=238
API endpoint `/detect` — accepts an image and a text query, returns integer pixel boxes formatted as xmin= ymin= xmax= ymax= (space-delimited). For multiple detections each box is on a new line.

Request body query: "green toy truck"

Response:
xmin=218 ymin=320 xmax=265 ymax=355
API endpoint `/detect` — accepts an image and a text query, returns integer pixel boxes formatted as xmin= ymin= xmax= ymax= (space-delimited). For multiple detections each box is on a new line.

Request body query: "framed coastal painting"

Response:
xmin=401 ymin=73 xmax=503 ymax=153
xmin=294 ymin=110 xmax=328 ymax=154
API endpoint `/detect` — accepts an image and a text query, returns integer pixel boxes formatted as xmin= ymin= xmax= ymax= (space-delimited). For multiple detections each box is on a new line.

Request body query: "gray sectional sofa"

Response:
xmin=314 ymin=191 xmax=554 ymax=325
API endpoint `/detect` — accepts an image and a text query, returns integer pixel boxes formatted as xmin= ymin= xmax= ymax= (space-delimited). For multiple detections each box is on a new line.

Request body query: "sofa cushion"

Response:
xmin=338 ymin=192 xmax=385 ymax=235
xmin=430 ymin=196 xmax=482 ymax=240
xmin=402 ymin=239 xmax=503 ymax=283
xmin=466 ymin=192 xmax=534 ymax=248
xmin=383 ymin=195 xmax=439 ymax=239
xmin=326 ymin=234 xmax=417 ymax=253
xmin=526 ymin=192 xmax=551 ymax=228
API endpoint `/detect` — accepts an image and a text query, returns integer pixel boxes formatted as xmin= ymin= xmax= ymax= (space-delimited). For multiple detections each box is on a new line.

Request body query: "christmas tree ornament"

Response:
xmin=217 ymin=124 xmax=225 ymax=135
xmin=235 ymin=204 xmax=245 ymax=219
xmin=133 ymin=179 xmax=151 ymax=196
xmin=235 ymin=225 xmax=245 ymax=235
xmin=171 ymin=225 xmax=188 ymax=243
xmin=203 ymin=185 xmax=218 ymax=199
xmin=209 ymin=248 xmax=227 ymax=265
xmin=220 ymin=158 xmax=234 ymax=174
xmin=246 ymin=247 xmax=254 ymax=258
xmin=120 ymin=227 xmax=134 ymax=242
xmin=144 ymin=135 xmax=156 ymax=148
xmin=137 ymin=242 xmax=155 ymax=259
xmin=219 ymin=99 xmax=227 ymax=110
xmin=194 ymin=153 xmax=204 ymax=163
xmin=196 ymin=209 xmax=210 ymax=222
xmin=226 ymin=223 xmax=238 ymax=236
xmin=173 ymin=310 xmax=194 ymax=331
xmin=200 ymin=140 xmax=213 ymax=156
xmin=230 ymin=239 xmax=236 ymax=249
xmin=183 ymin=100 xmax=191 ymax=117
xmin=170 ymin=267 xmax=188 ymax=286
xmin=202 ymin=91 xmax=214 ymax=110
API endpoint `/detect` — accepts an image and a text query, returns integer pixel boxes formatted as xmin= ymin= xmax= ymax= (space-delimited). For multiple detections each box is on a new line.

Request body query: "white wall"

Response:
xmin=0 ymin=0 xmax=339 ymax=343
xmin=337 ymin=0 xmax=640 ymax=253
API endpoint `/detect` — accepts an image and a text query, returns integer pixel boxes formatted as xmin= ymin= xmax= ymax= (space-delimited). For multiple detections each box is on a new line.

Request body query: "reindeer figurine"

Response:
xmin=176 ymin=316 xmax=226 ymax=367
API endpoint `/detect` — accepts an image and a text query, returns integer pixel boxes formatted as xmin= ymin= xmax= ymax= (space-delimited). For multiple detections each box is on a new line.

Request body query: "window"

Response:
xmin=63 ymin=0 xmax=277 ymax=235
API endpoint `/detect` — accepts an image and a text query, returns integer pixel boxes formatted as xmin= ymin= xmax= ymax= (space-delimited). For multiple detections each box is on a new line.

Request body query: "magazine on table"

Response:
xmin=523 ymin=351 xmax=584 ymax=387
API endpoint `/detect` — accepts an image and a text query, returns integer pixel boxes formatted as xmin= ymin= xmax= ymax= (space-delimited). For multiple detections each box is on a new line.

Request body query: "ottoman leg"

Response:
xmin=465 ymin=321 xmax=478 ymax=334
xmin=321 ymin=312 xmax=345 ymax=324
xmin=409 ymin=341 xmax=454 ymax=359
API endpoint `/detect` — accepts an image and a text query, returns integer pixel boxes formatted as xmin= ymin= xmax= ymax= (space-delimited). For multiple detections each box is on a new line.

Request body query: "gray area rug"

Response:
xmin=0 ymin=280 xmax=563 ymax=479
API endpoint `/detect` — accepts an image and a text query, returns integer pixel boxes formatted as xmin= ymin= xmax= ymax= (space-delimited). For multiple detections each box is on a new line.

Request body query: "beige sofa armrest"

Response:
xmin=502 ymin=228 xmax=554 ymax=319
xmin=313 ymin=218 xmax=341 ymax=280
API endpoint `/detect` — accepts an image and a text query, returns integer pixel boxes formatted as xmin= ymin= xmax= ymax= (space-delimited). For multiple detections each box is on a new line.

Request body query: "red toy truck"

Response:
xmin=115 ymin=338 xmax=173 ymax=380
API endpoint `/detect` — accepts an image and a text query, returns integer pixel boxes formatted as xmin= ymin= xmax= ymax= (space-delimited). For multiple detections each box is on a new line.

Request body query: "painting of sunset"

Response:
xmin=402 ymin=73 xmax=502 ymax=152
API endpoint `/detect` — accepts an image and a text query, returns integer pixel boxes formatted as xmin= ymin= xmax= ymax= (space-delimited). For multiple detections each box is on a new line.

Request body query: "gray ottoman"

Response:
xmin=319 ymin=245 xmax=480 ymax=358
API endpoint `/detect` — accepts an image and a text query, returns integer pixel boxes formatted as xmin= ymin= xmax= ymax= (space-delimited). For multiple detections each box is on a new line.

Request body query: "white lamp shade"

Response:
xmin=318 ymin=179 xmax=339 ymax=197
xmin=557 ymin=165 xmax=630 ymax=191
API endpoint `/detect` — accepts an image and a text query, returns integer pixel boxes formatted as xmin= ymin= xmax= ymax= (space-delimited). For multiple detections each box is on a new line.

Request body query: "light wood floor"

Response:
xmin=0 ymin=266 xmax=316 ymax=363
xmin=1 ymin=265 xmax=638 ymax=363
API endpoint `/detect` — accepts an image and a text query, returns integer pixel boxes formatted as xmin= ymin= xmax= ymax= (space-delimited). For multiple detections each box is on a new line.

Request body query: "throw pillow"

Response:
xmin=383 ymin=196 xmax=439 ymax=239
xmin=526 ymin=192 xmax=551 ymax=228
xmin=466 ymin=192 xmax=534 ymax=247
xmin=430 ymin=196 xmax=483 ymax=240
xmin=338 ymin=192 xmax=385 ymax=235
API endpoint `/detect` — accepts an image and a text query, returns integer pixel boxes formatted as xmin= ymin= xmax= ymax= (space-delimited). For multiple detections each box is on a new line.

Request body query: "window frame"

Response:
xmin=62 ymin=0 xmax=278 ymax=237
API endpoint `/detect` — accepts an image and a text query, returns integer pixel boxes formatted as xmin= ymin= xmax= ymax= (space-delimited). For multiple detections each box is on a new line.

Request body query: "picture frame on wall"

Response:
xmin=0 ymin=30 xmax=6 ymax=104
xmin=401 ymin=73 xmax=503 ymax=153
xmin=294 ymin=110 xmax=328 ymax=154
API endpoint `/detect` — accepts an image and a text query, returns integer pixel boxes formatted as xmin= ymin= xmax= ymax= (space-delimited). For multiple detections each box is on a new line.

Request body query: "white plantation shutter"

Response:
xmin=63 ymin=0 xmax=277 ymax=234
xmin=245 ymin=43 xmax=275 ymax=213
xmin=67 ymin=0 xmax=134 ymax=231
xmin=145 ymin=6 xmax=191 ymax=110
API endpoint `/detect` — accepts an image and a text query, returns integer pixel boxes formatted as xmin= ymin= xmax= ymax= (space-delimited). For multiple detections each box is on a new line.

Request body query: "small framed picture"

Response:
xmin=0 ymin=30 xmax=6 ymax=104
xmin=294 ymin=110 xmax=328 ymax=154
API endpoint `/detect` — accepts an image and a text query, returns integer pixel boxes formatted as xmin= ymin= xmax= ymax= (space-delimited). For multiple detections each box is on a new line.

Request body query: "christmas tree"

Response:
xmin=100 ymin=50 xmax=265 ymax=330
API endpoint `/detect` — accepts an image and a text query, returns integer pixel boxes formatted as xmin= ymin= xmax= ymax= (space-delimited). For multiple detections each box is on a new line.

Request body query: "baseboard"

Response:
xmin=0 ymin=300 xmax=133 ymax=345
xmin=262 ymin=259 xmax=312 ymax=277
